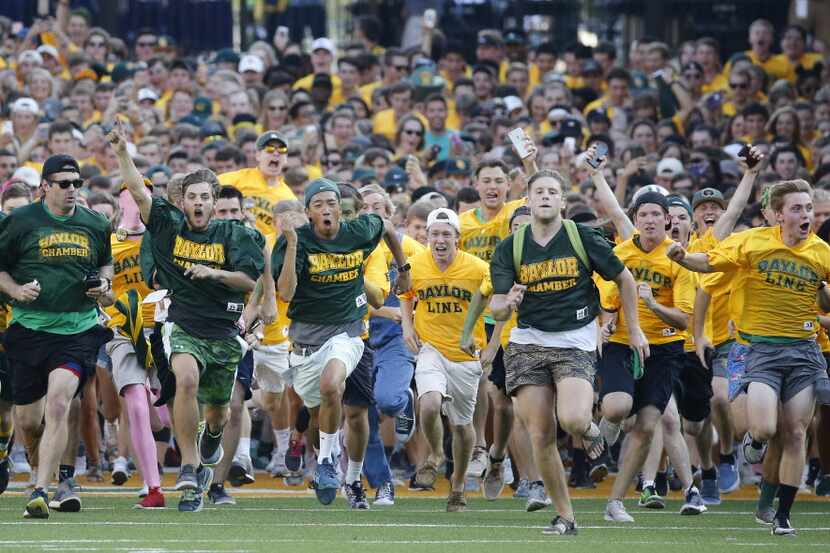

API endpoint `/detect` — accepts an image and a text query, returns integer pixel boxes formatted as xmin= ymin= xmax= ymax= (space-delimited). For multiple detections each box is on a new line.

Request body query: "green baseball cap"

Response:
xmin=304 ymin=178 xmax=340 ymax=208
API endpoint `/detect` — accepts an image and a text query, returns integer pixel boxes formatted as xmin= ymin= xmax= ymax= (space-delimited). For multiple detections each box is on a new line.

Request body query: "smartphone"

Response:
xmin=738 ymin=143 xmax=759 ymax=168
xmin=587 ymin=141 xmax=609 ymax=169
xmin=508 ymin=128 xmax=532 ymax=159
xmin=703 ymin=346 xmax=716 ymax=373
xmin=85 ymin=272 xmax=102 ymax=290
xmin=631 ymin=349 xmax=643 ymax=380
xmin=564 ymin=136 xmax=576 ymax=155
xmin=1 ymin=121 xmax=13 ymax=135
xmin=629 ymin=144 xmax=646 ymax=159
xmin=424 ymin=9 xmax=437 ymax=29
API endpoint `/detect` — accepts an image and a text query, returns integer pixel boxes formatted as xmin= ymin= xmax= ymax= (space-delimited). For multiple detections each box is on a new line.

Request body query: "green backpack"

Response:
xmin=512 ymin=219 xmax=591 ymax=278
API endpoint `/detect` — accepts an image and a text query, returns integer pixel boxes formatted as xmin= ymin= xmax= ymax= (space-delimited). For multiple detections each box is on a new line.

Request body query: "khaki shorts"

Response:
xmin=254 ymin=342 xmax=292 ymax=393
xmin=162 ymin=322 xmax=244 ymax=406
xmin=503 ymin=342 xmax=596 ymax=396
xmin=106 ymin=332 xmax=160 ymax=395
xmin=415 ymin=343 xmax=482 ymax=426
xmin=289 ymin=333 xmax=364 ymax=409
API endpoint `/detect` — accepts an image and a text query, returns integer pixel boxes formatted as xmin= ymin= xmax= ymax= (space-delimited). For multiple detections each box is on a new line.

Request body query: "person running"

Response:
xmin=401 ymin=207 xmax=496 ymax=512
xmin=668 ymin=178 xmax=830 ymax=535
xmin=0 ymin=154 xmax=114 ymax=518
xmin=488 ymin=168 xmax=648 ymax=535
xmin=111 ymin=124 xmax=265 ymax=513
xmin=271 ymin=178 xmax=409 ymax=505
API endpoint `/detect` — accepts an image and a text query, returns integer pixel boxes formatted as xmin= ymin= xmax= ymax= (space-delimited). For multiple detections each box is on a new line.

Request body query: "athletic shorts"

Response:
xmin=0 ymin=349 xmax=11 ymax=403
xmin=711 ymin=340 xmax=734 ymax=379
xmin=726 ymin=343 xmax=749 ymax=400
xmin=289 ymin=333 xmax=364 ymax=409
xmin=343 ymin=342 xmax=375 ymax=407
xmin=254 ymin=342 xmax=291 ymax=394
xmin=3 ymin=323 xmax=113 ymax=405
xmin=740 ymin=340 xmax=827 ymax=404
xmin=414 ymin=342 xmax=481 ymax=426
xmin=503 ymin=342 xmax=596 ymax=397
xmin=599 ymin=341 xmax=683 ymax=416
xmin=484 ymin=323 xmax=507 ymax=391
xmin=161 ymin=322 xmax=244 ymax=406
xmin=236 ymin=350 xmax=254 ymax=401
xmin=673 ymin=352 xmax=713 ymax=423
xmin=106 ymin=333 xmax=160 ymax=395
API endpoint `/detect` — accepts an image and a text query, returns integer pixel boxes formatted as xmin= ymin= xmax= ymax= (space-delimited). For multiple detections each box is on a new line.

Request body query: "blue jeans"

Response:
xmin=363 ymin=338 xmax=414 ymax=488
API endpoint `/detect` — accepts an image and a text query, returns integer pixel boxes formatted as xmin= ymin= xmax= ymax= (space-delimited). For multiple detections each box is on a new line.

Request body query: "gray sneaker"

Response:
xmin=175 ymin=464 xmax=199 ymax=491
xmin=755 ymin=506 xmax=776 ymax=525
xmin=543 ymin=516 xmax=577 ymax=536
xmin=466 ymin=446 xmax=488 ymax=478
xmin=526 ymin=480 xmax=552 ymax=512
xmin=207 ymin=483 xmax=236 ymax=506
xmin=599 ymin=418 xmax=621 ymax=447
xmin=48 ymin=479 xmax=81 ymax=512
xmin=198 ymin=423 xmax=224 ymax=467
xmin=604 ymin=499 xmax=634 ymax=522
xmin=680 ymin=486 xmax=707 ymax=515
xmin=513 ymin=478 xmax=530 ymax=498
xmin=483 ymin=454 xmax=506 ymax=500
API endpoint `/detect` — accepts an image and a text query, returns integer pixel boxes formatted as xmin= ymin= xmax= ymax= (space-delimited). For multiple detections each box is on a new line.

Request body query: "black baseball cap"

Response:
xmin=42 ymin=154 xmax=80 ymax=179
xmin=255 ymin=131 xmax=288 ymax=150
xmin=633 ymin=191 xmax=669 ymax=213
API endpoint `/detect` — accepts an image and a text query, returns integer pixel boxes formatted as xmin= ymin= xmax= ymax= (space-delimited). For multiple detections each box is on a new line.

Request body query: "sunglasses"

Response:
xmin=50 ymin=178 xmax=84 ymax=189
xmin=403 ymin=129 xmax=423 ymax=137
xmin=269 ymin=105 xmax=287 ymax=111
xmin=262 ymin=144 xmax=288 ymax=154
xmin=137 ymin=41 xmax=157 ymax=48
xmin=393 ymin=65 xmax=409 ymax=72
xmin=324 ymin=158 xmax=341 ymax=166
xmin=730 ymin=82 xmax=749 ymax=90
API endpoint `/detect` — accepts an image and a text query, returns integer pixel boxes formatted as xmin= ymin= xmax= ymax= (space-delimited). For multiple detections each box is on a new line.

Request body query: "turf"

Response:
xmin=1 ymin=496 xmax=828 ymax=553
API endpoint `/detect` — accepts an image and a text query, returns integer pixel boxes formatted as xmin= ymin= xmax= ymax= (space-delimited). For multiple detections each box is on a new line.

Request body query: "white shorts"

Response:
xmin=289 ymin=333 xmax=364 ymax=409
xmin=415 ymin=343 xmax=482 ymax=426
xmin=254 ymin=342 xmax=292 ymax=393
xmin=106 ymin=333 xmax=159 ymax=395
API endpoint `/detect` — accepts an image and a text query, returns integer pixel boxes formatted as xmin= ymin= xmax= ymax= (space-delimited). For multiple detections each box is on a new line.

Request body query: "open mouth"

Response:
xmin=322 ymin=217 xmax=333 ymax=228
xmin=434 ymin=244 xmax=448 ymax=253
xmin=671 ymin=227 xmax=680 ymax=239
xmin=800 ymin=222 xmax=811 ymax=232
xmin=269 ymin=160 xmax=281 ymax=169
xmin=703 ymin=215 xmax=717 ymax=226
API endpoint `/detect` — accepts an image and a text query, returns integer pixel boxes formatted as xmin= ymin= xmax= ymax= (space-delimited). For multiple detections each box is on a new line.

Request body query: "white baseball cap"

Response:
xmin=36 ymin=44 xmax=59 ymax=60
xmin=630 ymin=184 xmax=670 ymax=208
xmin=12 ymin=167 xmax=40 ymax=189
xmin=311 ymin=38 xmax=336 ymax=56
xmin=503 ymin=95 xmax=523 ymax=114
xmin=239 ymin=54 xmax=265 ymax=74
xmin=656 ymin=157 xmax=684 ymax=177
xmin=18 ymin=50 xmax=43 ymax=65
xmin=137 ymin=88 xmax=159 ymax=103
xmin=426 ymin=208 xmax=460 ymax=234
xmin=10 ymin=97 xmax=40 ymax=115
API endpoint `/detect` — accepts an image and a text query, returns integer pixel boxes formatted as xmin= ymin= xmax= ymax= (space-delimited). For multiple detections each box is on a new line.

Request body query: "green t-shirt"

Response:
xmin=0 ymin=201 xmax=112 ymax=334
xmin=144 ymin=198 xmax=265 ymax=338
xmin=490 ymin=222 xmax=624 ymax=332
xmin=272 ymin=213 xmax=384 ymax=325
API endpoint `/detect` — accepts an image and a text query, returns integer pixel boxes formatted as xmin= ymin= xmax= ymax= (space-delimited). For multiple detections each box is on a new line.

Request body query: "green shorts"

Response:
xmin=162 ymin=322 xmax=243 ymax=406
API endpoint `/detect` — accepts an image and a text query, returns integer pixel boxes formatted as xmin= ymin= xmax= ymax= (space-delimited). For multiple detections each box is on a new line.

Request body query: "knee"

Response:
xmin=16 ymin=412 xmax=42 ymax=435
xmin=781 ymin=421 xmax=807 ymax=450
xmin=683 ymin=420 xmax=704 ymax=437
xmin=661 ymin=414 xmax=681 ymax=436
xmin=174 ymin=369 xmax=198 ymax=397
xmin=205 ymin=407 xmax=229 ymax=428
xmin=602 ymin=397 xmax=631 ymax=423
xmin=227 ymin=403 xmax=244 ymax=426
xmin=558 ymin=411 xmax=591 ymax=437
xmin=418 ymin=392 xmax=442 ymax=418
xmin=319 ymin=378 xmax=343 ymax=404
xmin=45 ymin=397 xmax=70 ymax=422
xmin=345 ymin=406 xmax=367 ymax=426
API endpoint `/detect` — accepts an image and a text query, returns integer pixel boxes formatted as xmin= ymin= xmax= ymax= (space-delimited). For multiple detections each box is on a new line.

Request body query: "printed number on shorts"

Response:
xmin=355 ymin=293 xmax=367 ymax=308
xmin=661 ymin=327 xmax=677 ymax=337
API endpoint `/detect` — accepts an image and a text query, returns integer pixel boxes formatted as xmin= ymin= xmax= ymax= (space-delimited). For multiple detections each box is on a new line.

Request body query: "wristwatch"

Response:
xmin=398 ymin=262 xmax=411 ymax=273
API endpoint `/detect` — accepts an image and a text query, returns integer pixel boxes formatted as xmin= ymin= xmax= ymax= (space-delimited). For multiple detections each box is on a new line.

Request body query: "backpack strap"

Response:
xmin=562 ymin=219 xmax=591 ymax=273
xmin=512 ymin=223 xmax=527 ymax=278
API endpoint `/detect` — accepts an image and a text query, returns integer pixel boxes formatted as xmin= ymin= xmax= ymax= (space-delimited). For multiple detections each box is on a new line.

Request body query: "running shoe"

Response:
xmin=175 ymin=464 xmax=199 ymax=491
xmin=543 ymin=516 xmax=577 ymax=536
xmin=772 ymin=516 xmax=796 ymax=536
xmin=718 ymin=459 xmax=740 ymax=493
xmin=207 ymin=483 xmax=236 ymax=506
xmin=265 ymin=449 xmax=288 ymax=478
xmin=526 ymin=480 xmax=552 ymax=512
xmin=178 ymin=488 xmax=203 ymax=512
xmin=483 ymin=453 xmax=505 ymax=500
xmin=604 ymin=499 xmax=634 ymax=522
xmin=111 ymin=456 xmax=130 ymax=486
xmin=816 ymin=474 xmax=830 ymax=496
xmin=10 ymin=445 xmax=31 ymax=475
xmin=313 ymin=458 xmax=339 ymax=505
xmin=742 ymin=432 xmax=767 ymax=465
xmin=680 ymin=486 xmax=707 ymax=515
xmin=285 ymin=439 xmax=304 ymax=472
xmin=513 ymin=478 xmax=530 ymax=498
xmin=135 ymin=487 xmax=165 ymax=509
xmin=414 ymin=460 xmax=440 ymax=489
xmin=568 ymin=467 xmax=595 ymax=489
xmin=229 ymin=458 xmax=256 ymax=486
xmin=638 ymin=485 xmax=665 ymax=509
xmin=85 ymin=463 xmax=104 ymax=482
xmin=394 ymin=388 xmax=416 ymax=448
xmin=589 ymin=461 xmax=609 ymax=483
xmin=466 ymin=446 xmax=488 ymax=478
xmin=342 ymin=480 xmax=370 ymax=509
xmin=374 ymin=481 xmax=395 ymax=506
xmin=755 ymin=506 xmax=776 ymax=525
xmin=701 ymin=476 xmax=721 ymax=505
xmin=197 ymin=422 xmax=224 ymax=467
xmin=49 ymin=478 xmax=82 ymax=512
xmin=24 ymin=488 xmax=49 ymax=519
xmin=446 ymin=490 xmax=467 ymax=512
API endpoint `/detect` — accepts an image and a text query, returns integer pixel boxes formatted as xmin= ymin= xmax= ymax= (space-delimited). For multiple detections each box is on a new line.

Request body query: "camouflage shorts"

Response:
xmin=503 ymin=342 xmax=596 ymax=396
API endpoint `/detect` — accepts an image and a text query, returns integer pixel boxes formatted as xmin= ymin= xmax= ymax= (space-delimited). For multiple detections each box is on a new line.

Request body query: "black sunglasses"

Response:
xmin=403 ymin=128 xmax=423 ymax=137
xmin=730 ymin=82 xmax=749 ymax=90
xmin=50 ymin=178 xmax=84 ymax=189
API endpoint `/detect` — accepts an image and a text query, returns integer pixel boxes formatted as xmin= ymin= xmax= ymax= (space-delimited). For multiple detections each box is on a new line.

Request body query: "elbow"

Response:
xmin=676 ymin=314 xmax=690 ymax=331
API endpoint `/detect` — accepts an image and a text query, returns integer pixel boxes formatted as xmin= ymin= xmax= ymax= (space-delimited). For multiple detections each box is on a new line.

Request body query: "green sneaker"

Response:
xmin=638 ymin=485 xmax=665 ymax=509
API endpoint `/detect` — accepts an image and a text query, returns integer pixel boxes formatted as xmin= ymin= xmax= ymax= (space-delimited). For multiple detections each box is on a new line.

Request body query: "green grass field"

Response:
xmin=1 ymin=495 xmax=829 ymax=553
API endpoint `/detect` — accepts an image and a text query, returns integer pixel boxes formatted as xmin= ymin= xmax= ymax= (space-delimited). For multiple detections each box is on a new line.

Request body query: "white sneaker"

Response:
xmin=138 ymin=484 xmax=149 ymax=498
xmin=604 ymin=499 xmax=634 ymax=522
xmin=502 ymin=457 xmax=514 ymax=486
xmin=10 ymin=446 xmax=31 ymax=474
xmin=466 ymin=446 xmax=488 ymax=478
xmin=112 ymin=456 xmax=130 ymax=485
xmin=599 ymin=418 xmax=621 ymax=447
xmin=266 ymin=450 xmax=288 ymax=477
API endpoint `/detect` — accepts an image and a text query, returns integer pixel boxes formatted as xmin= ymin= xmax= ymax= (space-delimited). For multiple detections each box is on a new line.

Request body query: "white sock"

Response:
xmin=643 ymin=479 xmax=655 ymax=489
xmin=332 ymin=429 xmax=342 ymax=458
xmin=345 ymin=460 xmax=363 ymax=484
xmin=318 ymin=432 xmax=337 ymax=463
xmin=273 ymin=428 xmax=290 ymax=454
xmin=234 ymin=437 xmax=251 ymax=462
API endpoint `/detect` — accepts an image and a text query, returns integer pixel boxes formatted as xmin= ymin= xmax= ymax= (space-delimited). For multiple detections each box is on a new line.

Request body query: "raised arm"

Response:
xmin=582 ymin=144 xmax=636 ymax=240
xmin=713 ymin=146 xmax=764 ymax=241
xmin=275 ymin=218 xmax=300 ymax=303
xmin=108 ymin=120 xmax=152 ymax=223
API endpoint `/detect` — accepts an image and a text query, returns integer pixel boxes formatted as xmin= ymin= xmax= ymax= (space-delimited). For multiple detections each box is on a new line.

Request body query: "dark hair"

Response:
xmin=473 ymin=158 xmax=508 ymax=179
xmin=48 ymin=120 xmax=74 ymax=140
xmin=1 ymin=182 xmax=32 ymax=206
xmin=770 ymin=144 xmax=805 ymax=168
xmin=215 ymin=145 xmax=245 ymax=165
xmin=181 ymin=169 xmax=220 ymax=197
xmin=527 ymin=169 xmax=567 ymax=191
xmin=594 ymin=41 xmax=617 ymax=60
xmin=606 ymin=68 xmax=631 ymax=84
xmin=218 ymin=185 xmax=244 ymax=205
xmin=741 ymin=102 xmax=769 ymax=120
xmin=456 ymin=186 xmax=480 ymax=204
xmin=356 ymin=15 xmax=383 ymax=45
xmin=87 ymin=191 xmax=118 ymax=213
xmin=337 ymin=182 xmax=364 ymax=210
xmin=424 ymin=93 xmax=447 ymax=108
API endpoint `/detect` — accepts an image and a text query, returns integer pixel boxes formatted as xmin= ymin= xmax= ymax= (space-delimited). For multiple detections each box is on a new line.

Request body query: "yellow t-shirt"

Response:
xmin=598 ymin=236 xmax=695 ymax=345
xmin=260 ymin=234 xmax=291 ymax=346
xmin=689 ymin=228 xmax=724 ymax=344
xmin=459 ymin=199 xmax=526 ymax=263
xmin=361 ymin=245 xmax=392 ymax=340
xmin=400 ymin=249 xmax=492 ymax=362
xmin=701 ymin=72 xmax=729 ymax=95
xmin=776 ymin=52 xmax=823 ymax=83
xmin=217 ymin=168 xmax=296 ymax=240
xmin=708 ymin=226 xmax=830 ymax=341
xmin=293 ymin=73 xmax=344 ymax=108
xmin=377 ymin=234 xmax=425 ymax=268
xmin=104 ymin=236 xmax=155 ymax=329
xmin=700 ymin=264 xmax=744 ymax=344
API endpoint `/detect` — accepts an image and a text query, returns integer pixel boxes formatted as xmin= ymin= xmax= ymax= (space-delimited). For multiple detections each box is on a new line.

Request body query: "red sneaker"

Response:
xmin=135 ymin=487 xmax=165 ymax=509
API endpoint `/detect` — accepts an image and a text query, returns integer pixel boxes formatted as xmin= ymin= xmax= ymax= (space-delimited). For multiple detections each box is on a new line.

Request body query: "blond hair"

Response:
xmin=768 ymin=179 xmax=812 ymax=212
